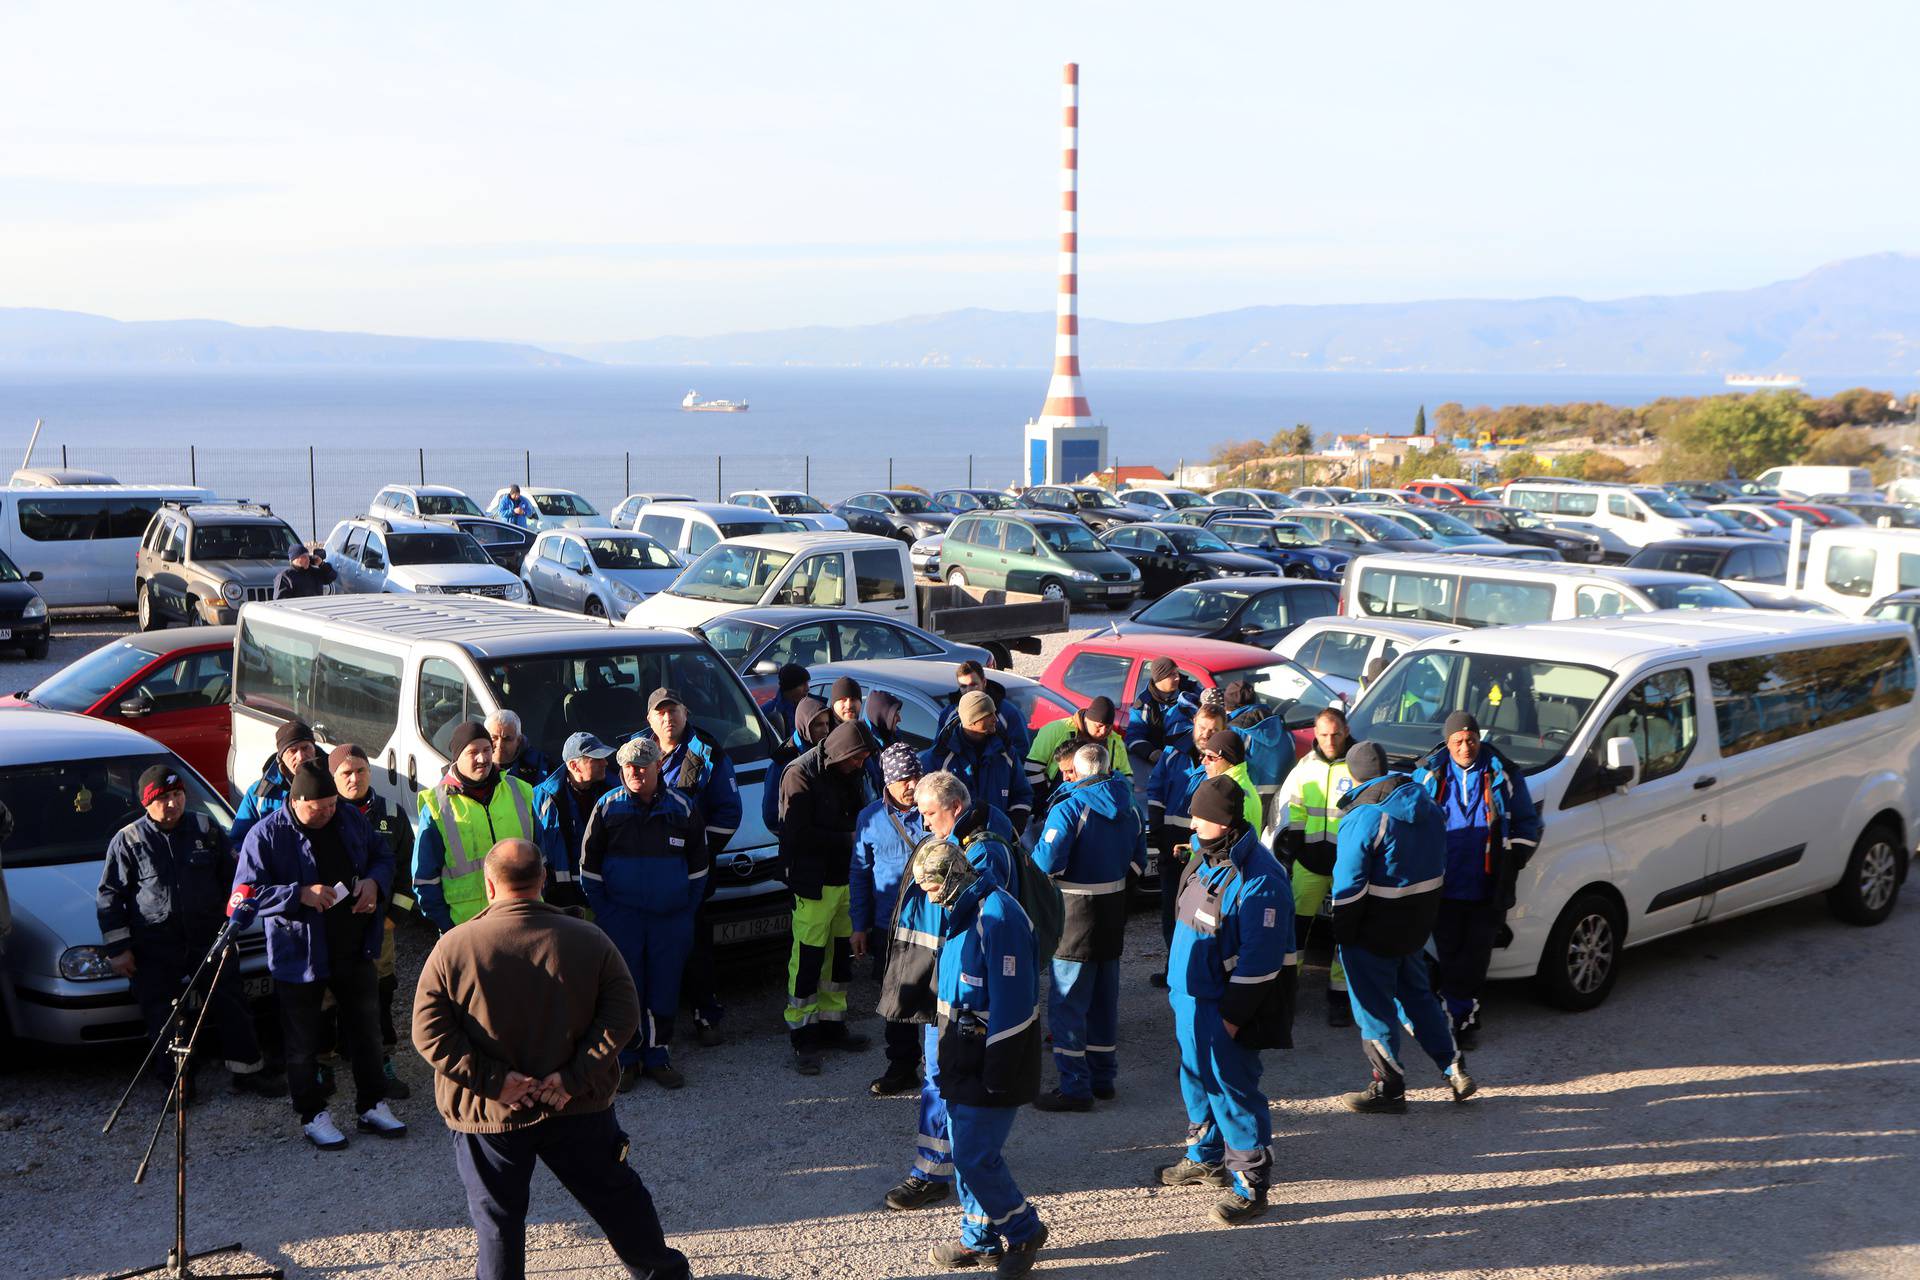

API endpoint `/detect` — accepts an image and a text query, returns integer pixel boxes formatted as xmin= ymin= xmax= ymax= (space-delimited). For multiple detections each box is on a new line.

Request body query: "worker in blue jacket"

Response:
xmin=1156 ymin=774 xmax=1295 ymax=1227
xmin=763 ymin=663 xmax=812 ymax=744
xmin=925 ymin=689 xmax=1033 ymax=835
xmin=762 ymin=695 xmax=832 ymax=836
xmin=1332 ymin=741 xmax=1476 ymax=1115
xmin=912 ymin=831 xmax=1048 ymax=1276
xmin=230 ymin=718 xmax=320 ymax=847
xmin=234 ymin=760 xmax=404 ymax=1150
xmin=97 ymin=764 xmax=280 ymax=1098
xmin=934 ymin=662 xmax=1033 ymax=759
xmin=581 ymin=736 xmax=703 ymax=1092
xmin=529 ymin=731 xmax=615 ymax=912
xmin=1147 ymin=709 xmax=1262 ymax=974
xmin=875 ymin=770 xmax=1017 ymax=1216
xmin=1220 ymin=681 xmax=1301 ymax=822
xmin=1125 ymin=657 xmax=1202 ymax=767
xmin=494 ymin=484 xmax=535 ymax=528
xmin=1031 ymin=743 xmax=1145 ymax=1112
xmin=852 ymin=743 xmax=932 ymax=1098
xmin=1413 ymin=711 xmax=1543 ymax=1049
xmin=642 ymin=687 xmax=742 ymax=1048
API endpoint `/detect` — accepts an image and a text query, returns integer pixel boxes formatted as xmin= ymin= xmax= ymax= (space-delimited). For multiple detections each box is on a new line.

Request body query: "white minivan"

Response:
xmin=228 ymin=596 xmax=790 ymax=946
xmin=1503 ymin=481 xmax=1716 ymax=551
xmin=1794 ymin=526 xmax=1920 ymax=616
xmin=1754 ymin=465 xmax=1873 ymax=499
xmin=0 ymin=483 xmax=212 ymax=608
xmin=1346 ymin=611 xmax=1916 ymax=1008
xmin=634 ymin=502 xmax=793 ymax=557
xmin=1343 ymin=554 xmax=1753 ymax=627
xmin=623 ymin=532 xmax=916 ymax=631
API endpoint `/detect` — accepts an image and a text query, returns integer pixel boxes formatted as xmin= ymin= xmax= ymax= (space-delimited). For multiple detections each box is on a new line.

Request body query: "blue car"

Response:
xmin=1203 ymin=516 xmax=1354 ymax=582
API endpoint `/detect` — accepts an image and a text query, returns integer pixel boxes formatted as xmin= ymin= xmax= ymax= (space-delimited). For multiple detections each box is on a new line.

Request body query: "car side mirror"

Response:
xmin=118 ymin=696 xmax=150 ymax=718
xmin=1602 ymin=736 xmax=1640 ymax=791
xmin=751 ymin=658 xmax=779 ymax=676
xmin=576 ymin=563 xmax=593 ymax=575
xmin=25 ymin=570 xmax=42 ymax=582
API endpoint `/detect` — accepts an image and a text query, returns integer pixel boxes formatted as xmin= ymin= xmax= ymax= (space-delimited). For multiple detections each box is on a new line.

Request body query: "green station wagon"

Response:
xmin=940 ymin=512 xmax=1140 ymax=609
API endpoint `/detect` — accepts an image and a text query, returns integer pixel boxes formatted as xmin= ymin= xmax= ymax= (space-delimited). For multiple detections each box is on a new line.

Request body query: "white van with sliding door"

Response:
xmin=1342 ymin=554 xmax=1753 ymax=628
xmin=622 ymin=532 xmax=915 ymax=631
xmin=228 ymin=595 xmax=790 ymax=947
xmin=1345 ymin=612 xmax=1916 ymax=1009
xmin=0 ymin=483 xmax=212 ymax=608
xmin=1503 ymin=481 xmax=1715 ymax=551
xmin=1794 ymin=526 xmax=1920 ymax=617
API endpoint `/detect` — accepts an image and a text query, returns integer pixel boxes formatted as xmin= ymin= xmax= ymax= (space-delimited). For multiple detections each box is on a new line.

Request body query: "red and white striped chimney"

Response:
xmin=1038 ymin=62 xmax=1092 ymax=426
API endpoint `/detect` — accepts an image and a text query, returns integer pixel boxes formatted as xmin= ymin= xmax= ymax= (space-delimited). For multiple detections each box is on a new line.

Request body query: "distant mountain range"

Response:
xmin=4 ymin=254 xmax=1917 ymax=373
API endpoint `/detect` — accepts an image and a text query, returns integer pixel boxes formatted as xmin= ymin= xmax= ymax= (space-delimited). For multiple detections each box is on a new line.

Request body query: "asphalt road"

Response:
xmin=2 ymin=610 xmax=1917 ymax=1278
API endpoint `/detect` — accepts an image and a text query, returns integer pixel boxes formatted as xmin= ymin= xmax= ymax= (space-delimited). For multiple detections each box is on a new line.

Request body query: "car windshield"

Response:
xmin=1810 ymin=505 xmax=1866 ymax=527
xmin=674 ymin=544 xmax=795 ymax=603
xmin=1505 ymin=510 xmax=1545 ymax=530
xmin=1165 ymin=527 xmax=1231 ymax=553
xmin=892 ymin=494 xmax=938 ymax=514
xmin=1038 ymin=521 xmax=1102 ymax=553
xmin=998 ymin=683 xmax=1076 ymax=730
xmin=1136 ymin=586 xmax=1253 ymax=628
xmin=0 ymin=752 xmax=230 ymax=867
xmin=1167 ymin=491 xmax=1211 ymax=510
xmin=460 ymin=521 xmax=527 ymax=546
xmin=419 ymin=494 xmax=483 ymax=516
xmin=1350 ymin=652 xmax=1614 ymax=773
xmin=1634 ymin=548 xmax=1732 ymax=576
xmin=717 ymin=517 xmax=787 ymax=539
xmin=769 ymin=494 xmax=829 ymax=515
xmin=534 ymin=492 xmax=597 ymax=517
xmin=1268 ymin=522 xmax=1318 ymax=546
xmin=696 ymin=618 xmax=778 ymax=670
xmin=1413 ymin=509 xmax=1482 ymax=537
xmin=1699 ymin=510 xmax=1746 ymax=533
xmin=1076 ymin=490 xmax=1123 ymax=510
xmin=482 ymin=645 xmax=766 ymax=766
xmin=969 ymin=492 xmax=1018 ymax=510
xmin=1643 ymin=580 xmax=1751 ymax=610
xmin=0 ymin=549 xmax=23 ymax=583
xmin=1212 ymin=662 xmax=1342 ymax=730
xmin=387 ymin=532 xmax=493 ymax=566
xmin=587 ymin=535 xmax=677 ymax=571
xmin=1635 ymin=489 xmax=1693 ymax=519
xmin=25 ymin=641 xmax=157 ymax=711
xmin=1350 ymin=512 xmax=1419 ymax=540
xmin=191 ymin=523 xmax=299 ymax=561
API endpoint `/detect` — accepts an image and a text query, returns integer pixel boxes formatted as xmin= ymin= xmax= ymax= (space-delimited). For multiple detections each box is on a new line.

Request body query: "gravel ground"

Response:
xmin=4 ymin=609 xmax=1918 ymax=1278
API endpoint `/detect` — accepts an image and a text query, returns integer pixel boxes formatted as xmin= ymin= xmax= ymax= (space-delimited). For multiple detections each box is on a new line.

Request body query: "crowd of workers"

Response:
xmin=87 ymin=649 xmax=1543 ymax=1279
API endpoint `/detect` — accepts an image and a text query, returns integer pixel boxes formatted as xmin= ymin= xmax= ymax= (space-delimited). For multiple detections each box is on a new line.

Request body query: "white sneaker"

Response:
xmin=303 ymin=1110 xmax=348 ymax=1150
xmin=356 ymin=1100 xmax=408 ymax=1139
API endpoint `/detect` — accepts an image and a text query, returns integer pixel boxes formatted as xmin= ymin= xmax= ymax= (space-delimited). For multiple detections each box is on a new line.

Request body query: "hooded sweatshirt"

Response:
xmin=762 ymin=695 xmax=834 ymax=835
xmin=777 ymin=722 xmax=876 ymax=898
xmin=1031 ymin=772 xmax=1147 ymax=962
xmin=1330 ymin=772 xmax=1447 ymax=957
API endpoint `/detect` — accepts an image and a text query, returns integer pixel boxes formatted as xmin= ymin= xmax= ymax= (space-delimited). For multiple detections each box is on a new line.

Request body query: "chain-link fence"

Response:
xmin=32 ymin=443 xmax=1001 ymax=540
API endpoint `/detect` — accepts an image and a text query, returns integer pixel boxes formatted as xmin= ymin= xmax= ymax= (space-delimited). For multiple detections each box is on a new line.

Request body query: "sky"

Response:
xmin=1 ymin=0 xmax=1914 ymax=346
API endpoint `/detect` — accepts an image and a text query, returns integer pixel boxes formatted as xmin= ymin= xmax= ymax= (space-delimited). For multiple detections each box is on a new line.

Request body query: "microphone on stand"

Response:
xmin=211 ymin=884 xmax=259 ymax=952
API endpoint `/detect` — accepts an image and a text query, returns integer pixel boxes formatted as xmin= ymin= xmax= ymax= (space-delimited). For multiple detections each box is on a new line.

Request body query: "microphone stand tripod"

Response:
xmin=99 ymin=930 xmax=282 ymax=1280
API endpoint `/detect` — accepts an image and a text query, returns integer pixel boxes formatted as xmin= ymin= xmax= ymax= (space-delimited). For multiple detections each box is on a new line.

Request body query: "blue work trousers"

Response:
xmin=1048 ymin=957 xmax=1119 ymax=1099
xmin=1339 ymin=944 xmax=1458 ymax=1084
xmin=910 ymin=1021 xmax=953 ymax=1184
xmin=453 ymin=1107 xmax=689 ymax=1280
xmin=1171 ymin=993 xmax=1271 ymax=1195
xmin=596 ymin=902 xmax=694 ymax=1069
xmin=948 ymin=1100 xmax=1043 ymax=1253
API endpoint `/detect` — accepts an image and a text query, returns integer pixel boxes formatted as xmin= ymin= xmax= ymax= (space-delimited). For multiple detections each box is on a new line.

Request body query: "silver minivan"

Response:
xmin=521 ymin=527 xmax=682 ymax=619
xmin=0 ymin=483 xmax=211 ymax=608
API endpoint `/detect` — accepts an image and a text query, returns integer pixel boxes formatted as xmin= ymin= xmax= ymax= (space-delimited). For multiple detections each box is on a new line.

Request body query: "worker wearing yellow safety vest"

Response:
xmin=412 ymin=720 xmax=560 ymax=932
xmin=1270 ymin=706 xmax=1356 ymax=1028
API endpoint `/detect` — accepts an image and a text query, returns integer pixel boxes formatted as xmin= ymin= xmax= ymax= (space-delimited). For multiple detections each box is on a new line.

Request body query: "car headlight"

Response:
xmin=22 ymin=597 xmax=46 ymax=619
xmin=1311 ymin=556 xmax=1329 ymax=571
xmin=1070 ymin=570 xmax=1098 ymax=582
xmin=1212 ymin=565 xmax=1235 ymax=577
xmin=610 ymin=580 xmax=641 ymax=603
xmin=408 ymin=584 xmax=438 ymax=594
xmin=503 ymin=581 xmax=528 ymax=601
xmin=220 ymin=580 xmax=245 ymax=606
xmin=60 ymin=945 xmax=118 ymax=981
xmin=1126 ymin=565 xmax=1141 ymax=580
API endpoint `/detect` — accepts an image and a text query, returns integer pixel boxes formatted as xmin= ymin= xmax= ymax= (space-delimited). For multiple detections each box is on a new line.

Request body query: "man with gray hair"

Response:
xmin=486 ymin=709 xmax=551 ymax=788
xmin=1029 ymin=741 xmax=1146 ymax=1111
xmin=580 ymin=737 xmax=701 ymax=1091
xmin=414 ymin=837 xmax=689 ymax=1280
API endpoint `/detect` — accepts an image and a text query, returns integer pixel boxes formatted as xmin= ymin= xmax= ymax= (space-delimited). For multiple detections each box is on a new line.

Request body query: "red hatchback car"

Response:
xmin=2 ymin=627 xmax=237 ymax=797
xmin=1036 ymin=633 xmax=1344 ymax=764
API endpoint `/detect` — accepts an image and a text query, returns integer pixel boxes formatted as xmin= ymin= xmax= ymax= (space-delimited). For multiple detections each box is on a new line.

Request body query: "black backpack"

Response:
xmin=966 ymin=828 xmax=1062 ymax=967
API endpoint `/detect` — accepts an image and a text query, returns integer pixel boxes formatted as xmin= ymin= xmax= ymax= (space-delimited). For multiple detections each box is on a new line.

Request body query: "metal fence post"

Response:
xmin=968 ymin=455 xmax=974 ymax=487
xmin=624 ymin=452 xmax=630 ymax=497
xmin=189 ymin=445 xmax=196 ymax=486
xmin=308 ymin=446 xmax=318 ymax=540
xmin=418 ymin=447 xmax=425 ymax=484
xmin=524 ymin=450 xmax=531 ymax=487
xmin=888 ymin=458 xmax=894 ymax=488
xmin=61 ymin=444 xmax=67 ymax=467
xmin=716 ymin=456 xmax=723 ymax=502
xmin=804 ymin=455 xmax=810 ymax=493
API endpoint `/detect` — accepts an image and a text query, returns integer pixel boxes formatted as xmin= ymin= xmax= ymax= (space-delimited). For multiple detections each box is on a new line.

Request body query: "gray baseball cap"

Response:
xmin=562 ymin=732 xmax=614 ymax=764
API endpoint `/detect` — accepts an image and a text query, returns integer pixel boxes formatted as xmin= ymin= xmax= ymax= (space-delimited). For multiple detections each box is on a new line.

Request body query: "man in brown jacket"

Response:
xmin=413 ymin=838 xmax=691 ymax=1280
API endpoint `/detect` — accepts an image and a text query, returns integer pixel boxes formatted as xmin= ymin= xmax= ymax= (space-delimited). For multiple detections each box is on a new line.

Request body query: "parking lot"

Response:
xmin=3 ymin=611 xmax=1918 ymax=1279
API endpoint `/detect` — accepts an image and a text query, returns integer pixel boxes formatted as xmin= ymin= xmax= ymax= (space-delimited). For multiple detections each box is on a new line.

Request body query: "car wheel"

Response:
xmin=947 ymin=568 xmax=968 ymax=589
xmin=1536 ymin=889 xmax=1625 ymax=1011
xmin=1038 ymin=578 xmax=1068 ymax=603
xmin=184 ymin=595 xmax=207 ymax=626
xmin=522 ymin=584 xmax=538 ymax=607
xmin=1283 ymin=564 xmax=1313 ymax=579
xmin=137 ymin=583 xmax=159 ymax=631
xmin=585 ymin=596 xmax=607 ymax=618
xmin=982 ymin=642 xmax=1011 ymax=670
xmin=1104 ymin=599 xmax=1133 ymax=612
xmin=1827 ymin=822 xmax=1904 ymax=926
xmin=24 ymin=637 xmax=48 ymax=661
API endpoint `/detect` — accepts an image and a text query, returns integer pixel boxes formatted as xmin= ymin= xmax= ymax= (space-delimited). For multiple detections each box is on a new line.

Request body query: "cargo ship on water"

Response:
xmin=681 ymin=390 xmax=749 ymax=413
xmin=1724 ymin=373 xmax=1804 ymax=389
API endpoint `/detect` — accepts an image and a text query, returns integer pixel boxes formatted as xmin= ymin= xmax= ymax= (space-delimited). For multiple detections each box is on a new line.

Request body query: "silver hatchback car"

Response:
xmin=0 ymin=710 xmax=268 ymax=1049
xmin=521 ymin=526 xmax=684 ymax=619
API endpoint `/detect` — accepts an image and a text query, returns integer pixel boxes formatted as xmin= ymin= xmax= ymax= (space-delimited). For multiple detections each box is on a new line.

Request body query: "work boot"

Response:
xmin=617 ymin=1064 xmax=644 ymax=1093
xmin=1156 ymin=1157 xmax=1230 ymax=1188
xmin=1210 ymin=1187 xmax=1269 ymax=1226
xmin=695 ymin=1020 xmax=725 ymax=1048
xmin=642 ymin=1064 xmax=686 ymax=1090
xmin=380 ymin=1055 xmax=412 ymax=1100
xmin=870 ymin=1066 xmax=921 ymax=1097
xmin=1450 ymin=1001 xmax=1481 ymax=1052
xmin=1032 ymin=1089 xmax=1093 ymax=1113
xmin=928 ymin=1240 xmax=990 ymax=1269
xmin=1342 ymin=1075 xmax=1408 ymax=1114
xmin=822 ymin=1027 xmax=872 ymax=1053
xmin=1149 ymin=971 xmax=1168 ymax=989
xmin=1325 ymin=989 xmax=1353 ymax=1028
xmin=1092 ymin=1082 xmax=1116 ymax=1100
xmin=885 ymin=1174 xmax=952 ymax=1211
xmin=792 ymin=1050 xmax=823 ymax=1076
xmin=996 ymin=1223 xmax=1047 ymax=1277
xmin=1448 ymin=1056 xmax=1478 ymax=1104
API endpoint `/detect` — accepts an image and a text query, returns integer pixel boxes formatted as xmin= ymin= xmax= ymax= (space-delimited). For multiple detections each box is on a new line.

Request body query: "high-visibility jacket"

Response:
xmin=1272 ymin=748 xmax=1355 ymax=876
xmin=413 ymin=774 xmax=544 ymax=929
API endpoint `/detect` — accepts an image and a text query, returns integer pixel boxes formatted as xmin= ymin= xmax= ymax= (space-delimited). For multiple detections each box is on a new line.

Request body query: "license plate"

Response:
xmin=0 ymin=629 xmax=11 ymax=640
xmin=242 ymin=976 xmax=273 ymax=999
xmin=1101 ymin=586 xmax=1129 ymax=595
xmin=715 ymin=912 xmax=789 ymax=945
